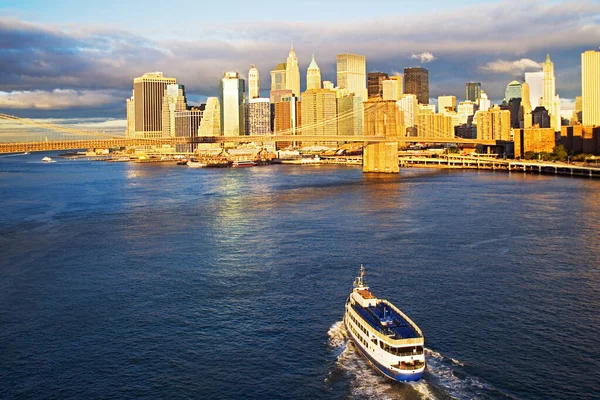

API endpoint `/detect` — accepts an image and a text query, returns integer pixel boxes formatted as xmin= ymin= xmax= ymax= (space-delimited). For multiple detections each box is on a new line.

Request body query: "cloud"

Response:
xmin=0 ymin=89 xmax=120 ymax=110
xmin=1 ymin=0 xmax=600 ymax=116
xmin=411 ymin=52 xmax=436 ymax=64
xmin=479 ymin=58 xmax=543 ymax=75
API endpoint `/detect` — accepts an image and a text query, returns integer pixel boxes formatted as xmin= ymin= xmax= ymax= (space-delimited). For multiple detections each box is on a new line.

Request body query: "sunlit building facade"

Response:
xmin=220 ymin=71 xmax=246 ymax=138
xmin=404 ymin=67 xmax=429 ymax=104
xmin=133 ymin=71 xmax=177 ymax=138
xmin=476 ymin=107 xmax=511 ymax=141
xmin=162 ymin=84 xmax=187 ymax=138
xmin=249 ymin=65 xmax=260 ymax=99
xmin=286 ymin=47 xmax=301 ymax=97
xmin=466 ymin=82 xmax=481 ymax=102
xmin=336 ymin=53 xmax=367 ymax=101
xmin=306 ymin=55 xmax=321 ymax=90
xmin=247 ymin=98 xmax=271 ymax=135
xmin=582 ymin=49 xmax=600 ymax=126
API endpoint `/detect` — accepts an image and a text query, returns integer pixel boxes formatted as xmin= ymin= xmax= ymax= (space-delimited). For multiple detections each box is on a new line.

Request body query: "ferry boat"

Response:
xmin=41 ymin=156 xmax=55 ymax=163
xmin=186 ymin=160 xmax=206 ymax=168
xmin=232 ymin=160 xmax=256 ymax=168
xmin=344 ymin=265 xmax=425 ymax=381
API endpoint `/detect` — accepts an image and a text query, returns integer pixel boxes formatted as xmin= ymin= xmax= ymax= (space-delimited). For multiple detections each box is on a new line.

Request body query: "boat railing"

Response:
xmin=348 ymin=306 xmax=423 ymax=346
xmin=380 ymin=300 xmax=423 ymax=337
xmin=394 ymin=361 xmax=425 ymax=371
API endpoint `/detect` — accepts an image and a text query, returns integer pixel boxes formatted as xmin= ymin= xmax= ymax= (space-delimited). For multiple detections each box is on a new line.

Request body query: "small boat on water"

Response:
xmin=41 ymin=156 xmax=55 ymax=163
xmin=232 ymin=160 xmax=257 ymax=168
xmin=187 ymin=160 xmax=206 ymax=168
xmin=344 ymin=265 xmax=426 ymax=382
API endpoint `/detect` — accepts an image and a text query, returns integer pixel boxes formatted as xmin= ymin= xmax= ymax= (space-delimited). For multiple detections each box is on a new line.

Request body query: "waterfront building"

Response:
xmin=306 ymin=55 xmax=321 ymax=90
xmin=286 ymin=47 xmax=301 ymax=97
xmin=337 ymin=93 xmax=363 ymax=136
xmin=458 ymin=101 xmax=476 ymax=125
xmin=532 ymin=106 xmax=551 ymax=128
xmin=382 ymin=78 xmax=402 ymax=101
xmin=336 ymin=53 xmax=367 ymax=100
xmin=175 ymin=107 xmax=203 ymax=152
xmin=126 ymin=90 xmax=135 ymax=137
xmin=504 ymin=80 xmax=522 ymax=102
xmin=582 ymin=49 xmax=600 ymax=126
xmin=478 ymin=92 xmax=491 ymax=112
xmin=542 ymin=54 xmax=561 ymax=131
xmin=249 ymin=65 xmax=260 ymax=99
xmin=476 ymin=106 xmax=511 ymax=141
xmin=466 ymin=82 xmax=481 ymax=102
xmin=220 ymin=71 xmax=246 ymax=139
xmin=560 ymin=125 xmax=600 ymax=155
xmin=199 ymin=97 xmax=220 ymax=137
xmin=513 ymin=127 xmax=555 ymax=158
xmin=438 ymin=95 xmax=456 ymax=112
xmin=404 ymin=67 xmax=429 ymax=104
xmin=301 ymin=88 xmax=337 ymax=145
xmin=247 ymin=98 xmax=271 ymax=135
xmin=161 ymin=84 xmax=187 ymax=138
xmin=368 ymin=72 xmax=388 ymax=99
xmin=525 ymin=71 xmax=544 ymax=108
xmin=364 ymin=99 xmax=402 ymax=137
xmin=133 ymin=72 xmax=177 ymax=138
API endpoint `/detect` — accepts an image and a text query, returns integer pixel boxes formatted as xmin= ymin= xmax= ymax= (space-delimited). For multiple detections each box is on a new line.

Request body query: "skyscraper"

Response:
xmin=199 ymin=97 xmax=220 ymax=137
xmin=336 ymin=53 xmax=367 ymax=101
xmin=126 ymin=90 xmax=135 ymax=137
xmin=161 ymin=84 xmax=187 ymax=138
xmin=404 ymin=67 xmax=429 ymax=104
xmin=525 ymin=71 xmax=544 ymax=108
xmin=382 ymin=77 xmax=402 ymax=101
xmin=301 ymin=88 xmax=337 ymax=145
xmin=247 ymin=98 xmax=271 ymax=135
xmin=133 ymin=72 xmax=177 ymax=138
xmin=476 ymin=107 xmax=511 ymax=141
xmin=270 ymin=63 xmax=287 ymax=91
xmin=337 ymin=94 xmax=363 ymax=136
xmin=397 ymin=94 xmax=419 ymax=135
xmin=285 ymin=47 xmax=301 ymax=97
xmin=220 ymin=71 xmax=246 ymax=139
xmin=582 ymin=50 xmax=600 ymax=126
xmin=542 ymin=54 xmax=561 ymax=130
xmin=249 ymin=65 xmax=260 ymax=99
xmin=466 ymin=82 xmax=481 ymax=102
xmin=306 ymin=55 xmax=321 ymax=90
xmin=504 ymin=80 xmax=522 ymax=102
xmin=368 ymin=72 xmax=388 ymax=99
xmin=438 ymin=95 xmax=456 ymax=112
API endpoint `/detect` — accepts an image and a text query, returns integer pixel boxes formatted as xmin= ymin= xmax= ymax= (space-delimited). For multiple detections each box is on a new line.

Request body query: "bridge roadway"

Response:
xmin=0 ymin=135 xmax=495 ymax=154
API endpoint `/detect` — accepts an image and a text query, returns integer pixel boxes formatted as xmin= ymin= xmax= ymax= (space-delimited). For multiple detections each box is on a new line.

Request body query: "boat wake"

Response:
xmin=325 ymin=320 xmax=503 ymax=400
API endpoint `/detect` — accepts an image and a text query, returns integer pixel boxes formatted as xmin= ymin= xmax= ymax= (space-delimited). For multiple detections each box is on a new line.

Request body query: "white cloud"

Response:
xmin=411 ymin=52 xmax=437 ymax=64
xmin=479 ymin=58 xmax=542 ymax=75
xmin=0 ymin=89 xmax=119 ymax=110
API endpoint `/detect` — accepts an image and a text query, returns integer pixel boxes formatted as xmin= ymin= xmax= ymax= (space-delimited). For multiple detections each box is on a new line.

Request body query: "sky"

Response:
xmin=1 ymin=0 xmax=600 ymax=128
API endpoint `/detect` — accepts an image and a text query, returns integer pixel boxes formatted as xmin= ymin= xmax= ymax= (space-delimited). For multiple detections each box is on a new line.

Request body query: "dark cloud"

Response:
xmin=0 ymin=0 xmax=599 ymax=118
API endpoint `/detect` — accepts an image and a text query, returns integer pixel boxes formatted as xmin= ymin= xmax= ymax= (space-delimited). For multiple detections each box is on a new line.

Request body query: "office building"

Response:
xmin=466 ymin=82 xmax=481 ymax=102
xmin=301 ymin=88 xmax=337 ymax=145
xmin=336 ymin=53 xmax=367 ymax=100
xmin=199 ymin=97 xmax=220 ymax=137
xmin=368 ymin=72 xmax=388 ymax=98
xmin=478 ymin=92 xmax=491 ymax=112
xmin=133 ymin=72 xmax=177 ymax=138
xmin=504 ymin=80 xmax=522 ymax=102
xmin=513 ymin=127 xmax=555 ymax=158
xmin=582 ymin=49 xmax=600 ymax=126
xmin=438 ymin=95 xmax=456 ymax=112
xmin=397 ymin=94 xmax=418 ymax=135
xmin=175 ymin=107 xmax=203 ymax=152
xmin=476 ymin=106 xmax=511 ymax=141
xmin=561 ymin=125 xmax=600 ymax=155
xmin=525 ymin=71 xmax=544 ymax=108
xmin=162 ymin=84 xmax=187 ymax=138
xmin=572 ymin=96 xmax=583 ymax=124
xmin=247 ymin=98 xmax=271 ymax=135
xmin=542 ymin=54 xmax=561 ymax=130
xmin=532 ymin=106 xmax=551 ymax=128
xmin=126 ymin=90 xmax=135 ymax=137
xmin=458 ymin=101 xmax=476 ymax=124
xmin=270 ymin=62 xmax=287 ymax=92
xmin=382 ymin=77 xmax=402 ymax=101
xmin=249 ymin=65 xmax=260 ymax=99
xmin=220 ymin=71 xmax=246 ymax=138
xmin=306 ymin=54 xmax=321 ymax=90
xmin=417 ymin=113 xmax=453 ymax=138
xmin=274 ymin=95 xmax=300 ymax=149
xmin=286 ymin=47 xmax=301 ymax=96
xmin=521 ymin=83 xmax=533 ymax=128
xmin=404 ymin=67 xmax=429 ymax=104
xmin=337 ymin=93 xmax=363 ymax=136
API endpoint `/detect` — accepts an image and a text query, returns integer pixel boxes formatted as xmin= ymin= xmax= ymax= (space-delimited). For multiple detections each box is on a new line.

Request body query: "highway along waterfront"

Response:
xmin=1 ymin=153 xmax=598 ymax=399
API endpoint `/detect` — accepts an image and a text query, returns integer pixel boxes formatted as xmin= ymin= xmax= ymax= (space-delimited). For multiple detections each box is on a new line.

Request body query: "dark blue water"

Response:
xmin=1 ymin=153 xmax=599 ymax=400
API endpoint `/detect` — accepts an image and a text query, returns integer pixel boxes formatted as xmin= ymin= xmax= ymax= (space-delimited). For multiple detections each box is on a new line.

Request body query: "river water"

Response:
xmin=1 ymin=153 xmax=599 ymax=399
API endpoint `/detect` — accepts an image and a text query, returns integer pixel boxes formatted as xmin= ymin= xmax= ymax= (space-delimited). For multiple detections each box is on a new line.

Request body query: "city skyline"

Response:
xmin=1 ymin=0 xmax=599 ymax=127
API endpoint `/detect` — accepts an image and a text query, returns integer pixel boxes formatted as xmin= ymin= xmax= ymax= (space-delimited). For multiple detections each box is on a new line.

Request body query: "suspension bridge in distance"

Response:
xmin=0 ymin=112 xmax=497 ymax=173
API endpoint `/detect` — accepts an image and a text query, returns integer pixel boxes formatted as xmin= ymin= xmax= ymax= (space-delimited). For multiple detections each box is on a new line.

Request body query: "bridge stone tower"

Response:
xmin=362 ymin=100 xmax=402 ymax=173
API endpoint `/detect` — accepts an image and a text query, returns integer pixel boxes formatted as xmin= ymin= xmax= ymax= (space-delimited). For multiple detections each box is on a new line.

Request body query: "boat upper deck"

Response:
xmin=351 ymin=300 xmax=420 ymax=340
